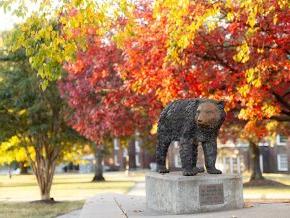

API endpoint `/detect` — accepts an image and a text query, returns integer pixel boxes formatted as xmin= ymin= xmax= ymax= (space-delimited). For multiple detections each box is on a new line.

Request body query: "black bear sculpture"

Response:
xmin=156 ymin=99 xmax=226 ymax=176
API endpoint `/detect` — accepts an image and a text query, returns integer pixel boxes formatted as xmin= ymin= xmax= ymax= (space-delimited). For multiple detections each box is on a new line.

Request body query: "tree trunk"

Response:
xmin=35 ymin=154 xmax=57 ymax=201
xmin=92 ymin=146 xmax=105 ymax=182
xmin=24 ymin=144 xmax=59 ymax=201
xmin=19 ymin=162 xmax=29 ymax=174
xmin=128 ymin=138 xmax=136 ymax=170
xmin=33 ymin=158 xmax=56 ymax=201
xmin=249 ymin=141 xmax=264 ymax=181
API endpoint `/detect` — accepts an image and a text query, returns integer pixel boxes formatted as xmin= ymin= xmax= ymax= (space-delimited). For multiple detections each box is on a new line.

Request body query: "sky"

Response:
xmin=0 ymin=9 xmax=23 ymax=31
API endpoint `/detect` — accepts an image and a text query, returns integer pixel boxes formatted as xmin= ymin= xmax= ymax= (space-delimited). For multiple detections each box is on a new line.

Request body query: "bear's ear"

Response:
xmin=217 ymin=100 xmax=225 ymax=108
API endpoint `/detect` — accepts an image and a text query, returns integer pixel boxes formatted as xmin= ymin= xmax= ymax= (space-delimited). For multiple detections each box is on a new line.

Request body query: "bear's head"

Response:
xmin=195 ymin=100 xmax=226 ymax=129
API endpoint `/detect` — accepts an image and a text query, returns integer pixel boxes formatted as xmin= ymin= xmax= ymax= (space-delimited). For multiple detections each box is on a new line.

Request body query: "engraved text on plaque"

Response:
xmin=199 ymin=184 xmax=224 ymax=206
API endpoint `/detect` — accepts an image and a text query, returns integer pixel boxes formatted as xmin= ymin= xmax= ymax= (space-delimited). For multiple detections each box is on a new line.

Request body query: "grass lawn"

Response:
xmin=0 ymin=201 xmax=84 ymax=218
xmin=0 ymin=171 xmax=142 ymax=218
xmin=242 ymin=173 xmax=290 ymax=200
xmin=0 ymin=172 xmax=140 ymax=201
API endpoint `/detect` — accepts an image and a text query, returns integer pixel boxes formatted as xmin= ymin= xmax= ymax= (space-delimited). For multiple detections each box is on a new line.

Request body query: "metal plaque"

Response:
xmin=199 ymin=184 xmax=224 ymax=206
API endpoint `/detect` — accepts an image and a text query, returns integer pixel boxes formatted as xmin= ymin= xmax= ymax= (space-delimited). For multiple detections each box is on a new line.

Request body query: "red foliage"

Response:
xmin=118 ymin=1 xmax=290 ymax=139
xmin=59 ymin=1 xmax=289 ymax=144
xmin=58 ymin=37 xmax=162 ymax=143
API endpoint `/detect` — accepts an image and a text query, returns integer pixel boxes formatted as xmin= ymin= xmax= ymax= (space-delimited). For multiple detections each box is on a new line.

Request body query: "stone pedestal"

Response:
xmin=146 ymin=172 xmax=244 ymax=214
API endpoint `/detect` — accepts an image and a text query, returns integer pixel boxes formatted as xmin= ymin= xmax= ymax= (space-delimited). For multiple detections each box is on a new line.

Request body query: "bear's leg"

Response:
xmin=202 ymin=140 xmax=222 ymax=174
xmin=156 ymin=141 xmax=170 ymax=174
xmin=180 ymin=138 xmax=197 ymax=176
xmin=191 ymin=144 xmax=205 ymax=174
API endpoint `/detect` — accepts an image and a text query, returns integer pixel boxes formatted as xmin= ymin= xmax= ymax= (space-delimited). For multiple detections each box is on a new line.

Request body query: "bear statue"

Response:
xmin=156 ymin=98 xmax=226 ymax=176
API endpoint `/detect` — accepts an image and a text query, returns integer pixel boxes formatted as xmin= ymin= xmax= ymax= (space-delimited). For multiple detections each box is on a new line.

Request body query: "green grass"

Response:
xmin=0 ymin=172 xmax=141 ymax=218
xmin=0 ymin=172 xmax=140 ymax=201
xmin=242 ymin=173 xmax=290 ymax=200
xmin=0 ymin=201 xmax=84 ymax=218
xmin=242 ymin=173 xmax=290 ymax=185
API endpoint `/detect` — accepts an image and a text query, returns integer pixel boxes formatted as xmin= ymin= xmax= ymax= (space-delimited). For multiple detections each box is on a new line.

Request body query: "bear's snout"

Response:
xmin=197 ymin=117 xmax=211 ymax=126
xmin=197 ymin=118 xmax=203 ymax=124
xmin=197 ymin=117 xmax=206 ymax=124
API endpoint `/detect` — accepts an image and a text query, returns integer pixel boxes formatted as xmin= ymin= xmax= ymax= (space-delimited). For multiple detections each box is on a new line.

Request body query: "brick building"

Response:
xmin=103 ymin=136 xmax=155 ymax=171
xmin=167 ymin=134 xmax=290 ymax=174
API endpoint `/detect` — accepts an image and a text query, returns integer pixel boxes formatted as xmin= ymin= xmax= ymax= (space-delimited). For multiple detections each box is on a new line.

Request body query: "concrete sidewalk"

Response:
xmin=79 ymin=193 xmax=290 ymax=218
xmin=58 ymin=181 xmax=290 ymax=218
xmin=127 ymin=182 xmax=145 ymax=196
xmin=56 ymin=181 xmax=144 ymax=218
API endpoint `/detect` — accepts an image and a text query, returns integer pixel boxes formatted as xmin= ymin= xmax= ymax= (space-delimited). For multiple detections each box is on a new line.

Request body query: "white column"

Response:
xmin=223 ymin=157 xmax=226 ymax=173
xmin=229 ymin=157 xmax=234 ymax=174
xmin=259 ymin=155 xmax=263 ymax=173
xmin=237 ymin=156 xmax=241 ymax=174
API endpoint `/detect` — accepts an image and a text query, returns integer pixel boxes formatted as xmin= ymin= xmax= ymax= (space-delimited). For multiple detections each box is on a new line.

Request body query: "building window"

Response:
xmin=113 ymin=138 xmax=120 ymax=166
xmin=136 ymin=154 xmax=141 ymax=167
xmin=123 ymin=148 xmax=128 ymax=158
xmin=259 ymin=155 xmax=263 ymax=173
xmin=113 ymin=138 xmax=119 ymax=150
xmin=135 ymin=140 xmax=141 ymax=153
xmin=258 ymin=141 xmax=269 ymax=147
xmin=174 ymin=154 xmax=182 ymax=168
xmin=114 ymin=153 xmax=119 ymax=166
xmin=135 ymin=139 xmax=141 ymax=167
xmin=276 ymin=135 xmax=288 ymax=146
xmin=277 ymin=154 xmax=288 ymax=171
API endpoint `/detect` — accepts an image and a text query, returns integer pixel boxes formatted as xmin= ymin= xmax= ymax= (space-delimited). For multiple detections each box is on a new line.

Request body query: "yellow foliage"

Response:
xmin=233 ymin=42 xmax=250 ymax=63
xmin=262 ymin=104 xmax=280 ymax=118
xmin=238 ymin=84 xmax=250 ymax=97
xmin=150 ymin=123 xmax=158 ymax=135
xmin=247 ymin=6 xmax=258 ymax=28
xmin=238 ymin=108 xmax=248 ymax=120
xmin=266 ymin=121 xmax=279 ymax=132
xmin=245 ymin=68 xmax=262 ymax=88
xmin=227 ymin=12 xmax=234 ymax=21
xmin=1 ymin=0 xmax=287 ymax=84
xmin=153 ymin=0 xmax=221 ymax=63
xmin=278 ymin=0 xmax=288 ymax=8
xmin=273 ymin=14 xmax=278 ymax=25
xmin=0 ymin=136 xmax=35 ymax=166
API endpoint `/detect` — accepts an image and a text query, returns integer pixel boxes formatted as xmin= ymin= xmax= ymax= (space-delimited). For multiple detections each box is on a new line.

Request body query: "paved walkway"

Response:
xmin=56 ymin=181 xmax=144 ymax=218
xmin=127 ymin=182 xmax=146 ymax=196
xmin=79 ymin=193 xmax=290 ymax=218
xmin=57 ymin=181 xmax=290 ymax=217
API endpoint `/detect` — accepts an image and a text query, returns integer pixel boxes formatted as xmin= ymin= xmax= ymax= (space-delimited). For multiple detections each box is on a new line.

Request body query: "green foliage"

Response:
xmin=5 ymin=15 xmax=77 ymax=89
xmin=1 ymin=0 xmax=124 ymax=87
xmin=0 ymin=44 xmax=85 ymax=166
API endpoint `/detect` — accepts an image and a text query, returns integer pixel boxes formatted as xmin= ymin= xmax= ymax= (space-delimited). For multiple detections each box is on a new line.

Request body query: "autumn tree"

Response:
xmin=58 ymin=31 xmax=162 ymax=180
xmin=116 ymin=1 xmax=289 ymax=180
xmin=0 ymin=136 xmax=33 ymax=174
xmin=0 ymin=1 xmax=160 ymax=181
xmin=1 ymin=0 xmax=289 ymax=182
xmin=0 ymin=45 xmax=83 ymax=201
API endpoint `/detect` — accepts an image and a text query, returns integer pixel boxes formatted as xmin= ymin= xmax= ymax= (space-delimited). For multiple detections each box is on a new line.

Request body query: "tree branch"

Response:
xmin=272 ymin=91 xmax=290 ymax=110
xmin=270 ymin=115 xmax=290 ymax=122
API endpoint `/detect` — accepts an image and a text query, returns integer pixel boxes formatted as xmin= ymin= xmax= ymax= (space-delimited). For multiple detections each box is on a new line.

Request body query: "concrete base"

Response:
xmin=146 ymin=172 xmax=244 ymax=214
